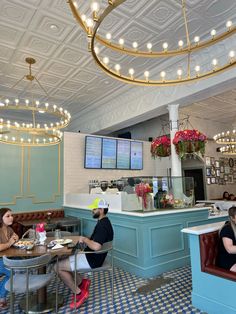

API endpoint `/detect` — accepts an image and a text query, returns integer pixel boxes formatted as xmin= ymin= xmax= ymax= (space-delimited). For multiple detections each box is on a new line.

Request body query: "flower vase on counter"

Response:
xmin=36 ymin=223 xmax=47 ymax=245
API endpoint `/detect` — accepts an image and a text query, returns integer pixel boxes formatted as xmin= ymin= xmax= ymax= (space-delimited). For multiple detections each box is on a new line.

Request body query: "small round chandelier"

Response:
xmin=0 ymin=58 xmax=71 ymax=147
xmin=214 ymin=130 xmax=236 ymax=155
xmin=68 ymin=0 xmax=236 ymax=86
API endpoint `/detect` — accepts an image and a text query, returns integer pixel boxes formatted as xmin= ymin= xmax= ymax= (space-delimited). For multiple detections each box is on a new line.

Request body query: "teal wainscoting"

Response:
xmin=64 ymin=207 xmax=226 ymax=278
xmin=0 ymin=143 xmax=63 ymax=211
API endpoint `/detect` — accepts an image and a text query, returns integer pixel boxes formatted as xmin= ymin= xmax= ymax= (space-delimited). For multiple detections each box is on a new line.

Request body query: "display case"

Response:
xmin=121 ymin=176 xmax=194 ymax=212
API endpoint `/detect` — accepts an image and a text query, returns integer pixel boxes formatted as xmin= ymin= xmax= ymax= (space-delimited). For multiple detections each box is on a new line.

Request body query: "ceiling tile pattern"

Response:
xmin=0 ymin=0 xmax=235 ymax=131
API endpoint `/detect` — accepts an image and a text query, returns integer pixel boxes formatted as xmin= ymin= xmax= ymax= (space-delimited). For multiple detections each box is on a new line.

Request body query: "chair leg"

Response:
xmin=55 ymin=256 xmax=59 ymax=314
xmin=111 ymin=270 xmax=114 ymax=303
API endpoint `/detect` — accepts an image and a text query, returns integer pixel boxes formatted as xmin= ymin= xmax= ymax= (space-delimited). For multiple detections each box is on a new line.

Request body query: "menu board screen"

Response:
xmin=84 ymin=136 xmax=102 ymax=168
xmin=117 ymin=140 xmax=130 ymax=169
xmin=102 ymin=138 xmax=117 ymax=169
xmin=131 ymin=141 xmax=143 ymax=170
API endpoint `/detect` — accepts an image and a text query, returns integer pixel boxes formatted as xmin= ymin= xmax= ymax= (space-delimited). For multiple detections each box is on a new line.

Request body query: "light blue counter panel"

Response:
xmin=64 ymin=207 xmax=223 ymax=278
xmin=189 ymin=233 xmax=236 ymax=314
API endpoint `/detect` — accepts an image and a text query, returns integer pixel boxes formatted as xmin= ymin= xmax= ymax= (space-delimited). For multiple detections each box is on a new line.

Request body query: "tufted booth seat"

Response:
xmin=12 ymin=209 xmax=64 ymax=237
xmin=199 ymin=230 xmax=236 ymax=281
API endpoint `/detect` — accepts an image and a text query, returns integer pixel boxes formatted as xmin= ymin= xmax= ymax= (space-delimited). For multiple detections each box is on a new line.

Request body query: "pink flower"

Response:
xmin=36 ymin=222 xmax=45 ymax=232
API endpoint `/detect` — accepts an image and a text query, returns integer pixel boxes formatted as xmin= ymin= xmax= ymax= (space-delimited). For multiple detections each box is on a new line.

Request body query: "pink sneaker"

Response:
xmin=79 ymin=278 xmax=91 ymax=291
xmin=70 ymin=290 xmax=89 ymax=309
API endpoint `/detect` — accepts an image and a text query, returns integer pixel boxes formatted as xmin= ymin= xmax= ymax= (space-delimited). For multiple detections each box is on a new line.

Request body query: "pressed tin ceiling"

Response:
xmin=0 ymin=0 xmax=236 ymax=133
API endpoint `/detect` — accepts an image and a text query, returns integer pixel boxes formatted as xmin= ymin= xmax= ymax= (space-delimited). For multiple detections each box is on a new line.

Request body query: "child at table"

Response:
xmin=0 ymin=208 xmax=19 ymax=309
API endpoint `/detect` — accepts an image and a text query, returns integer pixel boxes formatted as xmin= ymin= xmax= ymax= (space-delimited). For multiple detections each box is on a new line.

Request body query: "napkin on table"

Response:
xmin=52 ymin=243 xmax=64 ymax=250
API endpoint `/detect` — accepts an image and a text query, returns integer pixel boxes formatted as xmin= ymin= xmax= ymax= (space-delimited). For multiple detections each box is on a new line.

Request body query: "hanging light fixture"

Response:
xmin=214 ymin=130 xmax=236 ymax=155
xmin=68 ymin=0 xmax=236 ymax=86
xmin=0 ymin=58 xmax=71 ymax=146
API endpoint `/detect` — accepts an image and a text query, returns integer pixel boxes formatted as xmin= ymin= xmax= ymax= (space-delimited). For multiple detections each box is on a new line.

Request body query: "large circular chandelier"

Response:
xmin=68 ymin=0 xmax=236 ymax=86
xmin=214 ymin=130 xmax=236 ymax=155
xmin=0 ymin=58 xmax=71 ymax=147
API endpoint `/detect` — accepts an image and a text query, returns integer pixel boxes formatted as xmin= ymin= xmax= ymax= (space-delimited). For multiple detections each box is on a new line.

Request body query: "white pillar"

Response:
xmin=168 ymin=104 xmax=182 ymax=177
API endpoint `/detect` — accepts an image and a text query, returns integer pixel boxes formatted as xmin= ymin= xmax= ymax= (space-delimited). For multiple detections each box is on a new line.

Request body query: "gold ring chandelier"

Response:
xmin=214 ymin=130 xmax=236 ymax=155
xmin=68 ymin=0 xmax=236 ymax=86
xmin=0 ymin=58 xmax=71 ymax=147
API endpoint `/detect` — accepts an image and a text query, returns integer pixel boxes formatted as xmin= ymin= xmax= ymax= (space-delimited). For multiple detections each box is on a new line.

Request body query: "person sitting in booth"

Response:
xmin=217 ymin=206 xmax=236 ymax=272
xmin=222 ymin=191 xmax=230 ymax=200
xmin=0 ymin=208 xmax=19 ymax=309
xmin=55 ymin=198 xmax=114 ymax=309
xmin=229 ymin=194 xmax=236 ymax=201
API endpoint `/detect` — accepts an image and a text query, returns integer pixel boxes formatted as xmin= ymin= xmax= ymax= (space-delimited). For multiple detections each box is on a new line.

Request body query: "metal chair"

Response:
xmin=58 ymin=217 xmax=80 ymax=234
xmin=73 ymin=241 xmax=114 ymax=307
xmin=3 ymin=254 xmax=54 ymax=314
xmin=46 ymin=230 xmax=72 ymax=237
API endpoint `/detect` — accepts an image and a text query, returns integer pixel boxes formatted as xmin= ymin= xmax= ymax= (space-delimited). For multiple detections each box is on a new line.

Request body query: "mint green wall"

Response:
xmin=0 ymin=143 xmax=63 ymax=212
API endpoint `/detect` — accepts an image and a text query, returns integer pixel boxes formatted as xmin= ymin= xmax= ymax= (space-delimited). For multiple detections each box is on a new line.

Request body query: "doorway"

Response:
xmin=184 ymin=168 xmax=205 ymax=202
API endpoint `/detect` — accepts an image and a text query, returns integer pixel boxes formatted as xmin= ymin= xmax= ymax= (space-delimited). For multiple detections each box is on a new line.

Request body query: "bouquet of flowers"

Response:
xmin=135 ymin=183 xmax=152 ymax=209
xmin=160 ymin=193 xmax=174 ymax=208
xmin=173 ymin=129 xmax=207 ymax=158
xmin=150 ymin=135 xmax=171 ymax=158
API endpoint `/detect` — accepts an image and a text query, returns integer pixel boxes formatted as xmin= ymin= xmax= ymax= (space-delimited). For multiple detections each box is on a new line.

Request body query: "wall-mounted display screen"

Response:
xmin=84 ymin=136 xmax=102 ymax=169
xmin=102 ymin=138 xmax=117 ymax=169
xmin=131 ymin=141 xmax=143 ymax=170
xmin=117 ymin=140 xmax=130 ymax=169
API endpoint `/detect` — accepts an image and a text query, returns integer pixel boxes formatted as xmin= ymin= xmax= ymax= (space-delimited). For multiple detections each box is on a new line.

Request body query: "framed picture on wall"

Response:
xmin=207 ymin=177 xmax=211 ymax=185
xmin=210 ymin=157 xmax=215 ymax=165
xmin=220 ymin=165 xmax=224 ymax=173
xmin=228 ymin=175 xmax=233 ymax=183
xmin=224 ymin=174 xmax=228 ymax=181
xmin=216 ymin=169 xmax=220 ymax=177
xmin=205 ymin=156 xmax=211 ymax=166
xmin=211 ymin=177 xmax=216 ymax=184
xmin=225 ymin=166 xmax=230 ymax=174
xmin=206 ymin=167 xmax=211 ymax=176
xmin=220 ymin=173 xmax=224 ymax=179
xmin=211 ymin=167 xmax=216 ymax=176
xmin=233 ymin=172 xmax=236 ymax=179
xmin=215 ymin=160 xmax=220 ymax=168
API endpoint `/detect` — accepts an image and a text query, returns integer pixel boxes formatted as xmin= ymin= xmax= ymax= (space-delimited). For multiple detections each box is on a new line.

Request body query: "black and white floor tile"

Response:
xmin=0 ymin=266 xmax=205 ymax=314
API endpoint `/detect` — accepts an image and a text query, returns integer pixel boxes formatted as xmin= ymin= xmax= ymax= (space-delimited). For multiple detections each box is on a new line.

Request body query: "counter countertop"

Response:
xmin=63 ymin=203 xmax=211 ymax=217
xmin=181 ymin=221 xmax=225 ymax=235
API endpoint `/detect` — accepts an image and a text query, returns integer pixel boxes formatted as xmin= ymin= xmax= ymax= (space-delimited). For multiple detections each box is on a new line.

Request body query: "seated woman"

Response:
xmin=217 ymin=206 xmax=236 ymax=272
xmin=222 ymin=191 xmax=230 ymax=200
xmin=0 ymin=208 xmax=19 ymax=309
xmin=229 ymin=194 xmax=236 ymax=201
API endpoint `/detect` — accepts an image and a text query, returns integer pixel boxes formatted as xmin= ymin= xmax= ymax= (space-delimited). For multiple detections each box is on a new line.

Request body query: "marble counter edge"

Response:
xmin=63 ymin=204 xmax=211 ymax=217
xmin=181 ymin=221 xmax=225 ymax=235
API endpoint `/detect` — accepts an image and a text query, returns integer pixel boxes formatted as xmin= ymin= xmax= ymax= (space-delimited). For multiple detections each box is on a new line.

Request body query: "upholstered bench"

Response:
xmin=199 ymin=230 xmax=236 ymax=281
xmin=12 ymin=209 xmax=64 ymax=237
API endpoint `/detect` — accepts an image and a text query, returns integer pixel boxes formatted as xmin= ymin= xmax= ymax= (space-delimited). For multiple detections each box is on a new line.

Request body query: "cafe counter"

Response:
xmin=64 ymin=193 xmax=227 ymax=278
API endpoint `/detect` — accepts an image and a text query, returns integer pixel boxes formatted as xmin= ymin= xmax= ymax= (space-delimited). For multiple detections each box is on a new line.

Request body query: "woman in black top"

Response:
xmin=217 ymin=206 xmax=236 ymax=271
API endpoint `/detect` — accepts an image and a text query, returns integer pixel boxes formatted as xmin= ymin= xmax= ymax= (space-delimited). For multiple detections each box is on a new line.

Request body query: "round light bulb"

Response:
xmin=91 ymin=2 xmax=99 ymax=12
xmin=106 ymin=33 xmax=112 ymax=40
xmin=114 ymin=64 xmax=121 ymax=71
xmin=86 ymin=18 xmax=94 ymax=28
xmin=5 ymin=99 xmax=9 ymax=105
xmin=177 ymin=69 xmax=183 ymax=77
xmin=210 ymin=29 xmax=216 ymax=37
xmin=162 ymin=42 xmax=168 ymax=50
xmin=178 ymin=40 xmax=184 ymax=48
xmin=229 ymin=50 xmax=235 ymax=58
xmin=160 ymin=71 xmax=166 ymax=78
xmin=195 ymin=65 xmax=200 ymax=72
xmin=194 ymin=36 xmax=200 ymax=43
xmin=103 ymin=57 xmax=109 ymax=65
xmin=129 ymin=68 xmax=134 ymax=76
xmin=226 ymin=20 xmax=232 ymax=29
xmin=119 ymin=38 xmax=124 ymax=46
xmin=132 ymin=42 xmax=138 ymax=49
xmin=144 ymin=71 xmax=149 ymax=78
xmin=25 ymin=99 xmax=29 ymax=105
xmin=15 ymin=99 xmax=19 ymax=104
xmin=81 ymin=14 xmax=86 ymax=22
xmin=94 ymin=46 xmax=100 ymax=54
xmin=212 ymin=58 xmax=218 ymax=66
xmin=147 ymin=43 xmax=152 ymax=51
xmin=35 ymin=100 xmax=39 ymax=106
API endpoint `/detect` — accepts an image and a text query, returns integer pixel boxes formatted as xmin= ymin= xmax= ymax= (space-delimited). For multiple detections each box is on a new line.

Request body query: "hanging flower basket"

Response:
xmin=173 ymin=129 xmax=207 ymax=159
xmin=150 ymin=135 xmax=171 ymax=158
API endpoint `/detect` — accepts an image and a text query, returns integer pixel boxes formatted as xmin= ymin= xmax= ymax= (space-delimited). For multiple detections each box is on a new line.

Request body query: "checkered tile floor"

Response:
xmin=0 ymin=266 xmax=205 ymax=313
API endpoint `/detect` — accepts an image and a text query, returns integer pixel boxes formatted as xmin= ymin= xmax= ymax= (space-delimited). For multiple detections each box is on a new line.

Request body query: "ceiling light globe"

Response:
xmin=81 ymin=14 xmax=86 ymax=22
xmin=212 ymin=58 xmax=218 ymax=66
xmin=229 ymin=50 xmax=235 ymax=58
xmin=177 ymin=69 xmax=183 ymax=76
xmin=25 ymin=99 xmax=29 ymax=105
xmin=226 ymin=20 xmax=232 ymax=29
xmin=194 ymin=36 xmax=200 ymax=43
xmin=94 ymin=46 xmax=100 ymax=54
xmin=147 ymin=43 xmax=152 ymax=50
xmin=210 ymin=29 xmax=216 ymax=37
xmin=162 ymin=42 xmax=168 ymax=50
xmin=178 ymin=40 xmax=184 ymax=47
xmin=86 ymin=18 xmax=94 ymax=28
xmin=114 ymin=64 xmax=121 ymax=71
xmin=160 ymin=71 xmax=166 ymax=78
xmin=129 ymin=68 xmax=134 ymax=75
xmin=5 ymin=99 xmax=9 ymax=105
xmin=106 ymin=33 xmax=112 ymax=40
xmin=119 ymin=38 xmax=124 ymax=46
xmin=195 ymin=65 xmax=200 ymax=72
xmin=144 ymin=71 xmax=150 ymax=78
xmin=103 ymin=57 xmax=109 ymax=65
xmin=91 ymin=2 xmax=99 ymax=12
xmin=132 ymin=42 xmax=138 ymax=49
xmin=15 ymin=99 xmax=19 ymax=104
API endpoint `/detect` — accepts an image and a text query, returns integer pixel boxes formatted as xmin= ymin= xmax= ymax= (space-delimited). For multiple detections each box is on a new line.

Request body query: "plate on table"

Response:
xmin=14 ymin=239 xmax=34 ymax=249
xmin=50 ymin=239 xmax=73 ymax=246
